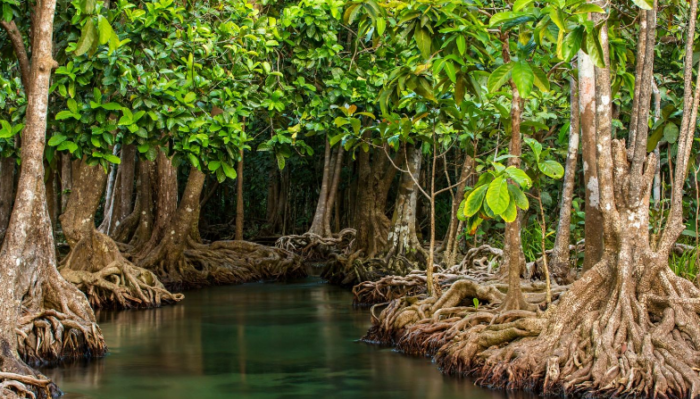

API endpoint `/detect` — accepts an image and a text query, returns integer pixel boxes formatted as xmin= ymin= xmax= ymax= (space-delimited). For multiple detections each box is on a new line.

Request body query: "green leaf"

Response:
xmin=48 ymin=134 xmax=68 ymax=146
xmin=414 ymin=26 xmax=432 ymax=59
xmin=57 ymin=141 xmax=78 ymax=153
xmin=335 ymin=117 xmax=349 ymax=127
xmin=489 ymin=11 xmax=515 ymax=27
xmin=486 ymin=176 xmax=510 ymax=215
xmin=456 ymin=36 xmax=466 ymax=55
xmin=525 ymin=137 xmax=542 ymax=161
xmin=562 ymin=26 xmax=584 ymax=61
xmin=532 ymin=66 xmax=550 ymax=92
xmin=75 ymin=18 xmax=96 ymax=56
xmin=512 ymin=60 xmax=534 ymax=98
xmin=505 ymin=166 xmax=532 ymax=189
xmin=276 ymin=152 xmax=286 ymax=170
xmin=549 ymin=8 xmax=566 ymax=32
xmin=376 ymin=17 xmax=386 ymax=35
xmin=631 ymin=0 xmax=652 ymax=10
xmin=103 ymin=154 xmax=121 ymax=164
xmin=464 ymin=184 xmax=489 ymax=217
xmin=513 ymin=0 xmax=535 ymax=11
xmin=98 ymin=16 xmax=113 ymax=45
xmin=349 ymin=118 xmax=361 ymax=134
xmin=187 ymin=154 xmax=200 ymax=169
xmin=184 ymin=92 xmax=196 ymax=103
xmin=538 ymin=160 xmax=565 ymax=179
xmin=208 ymin=161 xmax=221 ymax=171
xmin=574 ymin=4 xmax=605 ymax=13
xmin=487 ymin=62 xmax=514 ymax=93
xmin=444 ymin=61 xmax=457 ymax=83
xmin=508 ymin=183 xmax=529 ymax=210
xmin=501 ymin=197 xmax=518 ymax=222
xmin=663 ymin=122 xmax=679 ymax=144
xmin=55 ymin=111 xmax=75 ymax=120
xmin=221 ymin=161 xmax=237 ymax=179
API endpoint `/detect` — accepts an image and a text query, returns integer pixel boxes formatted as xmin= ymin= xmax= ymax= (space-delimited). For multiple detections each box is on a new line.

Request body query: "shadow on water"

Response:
xmin=42 ymin=277 xmax=538 ymax=399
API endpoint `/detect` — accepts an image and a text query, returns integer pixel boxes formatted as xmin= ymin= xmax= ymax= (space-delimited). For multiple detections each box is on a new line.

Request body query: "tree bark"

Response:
xmin=579 ymin=51 xmax=604 ymax=272
xmin=0 ymin=156 xmax=15 ymax=243
xmin=0 ymin=2 xmax=106 ymax=395
xmin=323 ymin=146 xmax=344 ymax=235
xmin=381 ymin=145 xmax=426 ymax=272
xmin=549 ymin=77 xmax=580 ymax=284
xmin=308 ymin=138 xmax=332 ymax=236
xmin=117 ymin=144 xmax=137 ymax=223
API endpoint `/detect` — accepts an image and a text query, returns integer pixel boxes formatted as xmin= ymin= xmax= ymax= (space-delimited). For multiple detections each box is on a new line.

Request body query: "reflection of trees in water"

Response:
xmin=43 ymin=301 xmax=203 ymax=388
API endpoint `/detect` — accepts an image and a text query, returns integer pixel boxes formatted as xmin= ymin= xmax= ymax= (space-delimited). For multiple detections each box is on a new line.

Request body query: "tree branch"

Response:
xmin=0 ymin=19 xmax=31 ymax=91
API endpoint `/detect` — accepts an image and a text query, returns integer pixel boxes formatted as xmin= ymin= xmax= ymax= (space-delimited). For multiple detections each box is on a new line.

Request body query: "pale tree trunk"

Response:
xmin=235 ymin=149 xmax=244 ymax=241
xmin=549 ymin=77 xmax=580 ymax=283
xmin=98 ymin=145 xmax=120 ymax=234
xmin=0 ymin=2 xmax=106 ymax=395
xmin=382 ymin=145 xmax=426 ymax=273
xmin=308 ymin=138 xmax=332 ymax=236
xmin=579 ymin=50 xmax=604 ymax=272
xmin=651 ymin=81 xmax=662 ymax=208
xmin=323 ymin=146 xmax=344 ymax=234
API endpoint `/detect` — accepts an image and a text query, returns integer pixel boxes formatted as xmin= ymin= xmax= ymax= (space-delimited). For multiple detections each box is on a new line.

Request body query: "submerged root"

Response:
xmin=59 ymin=231 xmax=183 ymax=309
xmin=275 ymin=228 xmax=356 ymax=260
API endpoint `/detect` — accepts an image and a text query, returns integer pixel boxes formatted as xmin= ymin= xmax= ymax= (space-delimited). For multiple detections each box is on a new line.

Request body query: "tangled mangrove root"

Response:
xmin=0 ymin=369 xmax=55 ymax=399
xmin=362 ymin=276 xmax=565 ymax=346
xmin=275 ymin=228 xmax=356 ymax=260
xmin=16 ymin=271 xmax=106 ymax=367
xmin=134 ymin=238 xmax=306 ymax=291
xmin=363 ymin=253 xmax=700 ymax=399
xmin=353 ymin=252 xmax=508 ymax=306
xmin=59 ymin=231 xmax=183 ymax=309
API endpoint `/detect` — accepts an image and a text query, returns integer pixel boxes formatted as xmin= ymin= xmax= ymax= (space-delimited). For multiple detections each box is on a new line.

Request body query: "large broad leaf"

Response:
xmin=444 ymin=61 xmax=457 ymax=83
xmin=221 ymin=161 xmax=237 ymax=180
xmin=414 ymin=26 xmax=432 ymax=59
xmin=538 ymin=160 xmax=565 ymax=179
xmin=513 ymin=0 xmax=535 ymax=12
xmin=508 ymin=183 xmax=529 ymax=210
xmin=75 ymin=18 xmax=96 ymax=56
xmin=464 ymin=184 xmax=489 ymax=217
xmin=663 ymin=122 xmax=679 ymax=144
xmin=562 ymin=26 xmax=584 ymax=62
xmin=486 ymin=176 xmax=510 ymax=215
xmin=501 ymin=197 xmax=518 ymax=223
xmin=98 ymin=16 xmax=113 ymax=45
xmin=512 ymin=60 xmax=534 ymax=98
xmin=505 ymin=166 xmax=532 ymax=189
xmin=574 ymin=4 xmax=605 ymax=13
xmin=487 ymin=62 xmax=514 ymax=93
xmin=48 ymin=134 xmax=67 ymax=147
xmin=632 ymin=0 xmax=652 ymax=10
xmin=532 ymin=66 xmax=550 ymax=92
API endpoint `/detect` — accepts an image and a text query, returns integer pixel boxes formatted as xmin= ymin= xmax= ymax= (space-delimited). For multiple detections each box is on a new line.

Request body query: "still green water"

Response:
xmin=44 ymin=277 xmax=528 ymax=399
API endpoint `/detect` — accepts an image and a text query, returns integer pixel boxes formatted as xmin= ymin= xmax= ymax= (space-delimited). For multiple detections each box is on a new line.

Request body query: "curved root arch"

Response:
xmin=275 ymin=228 xmax=356 ymax=260
xmin=59 ymin=231 xmax=184 ymax=309
xmin=0 ymin=372 xmax=53 ymax=399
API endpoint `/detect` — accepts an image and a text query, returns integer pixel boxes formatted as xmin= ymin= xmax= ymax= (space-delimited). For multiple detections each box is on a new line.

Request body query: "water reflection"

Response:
xmin=43 ymin=278 xmax=536 ymax=399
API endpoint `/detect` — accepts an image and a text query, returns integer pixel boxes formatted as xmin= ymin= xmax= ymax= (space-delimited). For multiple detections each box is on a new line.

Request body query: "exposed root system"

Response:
xmin=60 ymin=231 xmax=184 ymax=309
xmin=16 ymin=268 xmax=106 ymax=367
xmin=135 ymin=238 xmax=306 ymax=291
xmin=275 ymin=228 xmax=356 ymax=260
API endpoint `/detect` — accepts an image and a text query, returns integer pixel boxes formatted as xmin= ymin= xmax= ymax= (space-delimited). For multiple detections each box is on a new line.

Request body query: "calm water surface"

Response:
xmin=44 ymin=277 xmax=531 ymax=399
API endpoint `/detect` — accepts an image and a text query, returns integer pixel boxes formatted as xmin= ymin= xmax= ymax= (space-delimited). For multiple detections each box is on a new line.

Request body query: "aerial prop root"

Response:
xmin=430 ymin=265 xmax=700 ymax=399
xmin=17 ymin=270 xmax=107 ymax=367
xmin=275 ymin=229 xmax=356 ymax=259
xmin=59 ymin=232 xmax=183 ymax=309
